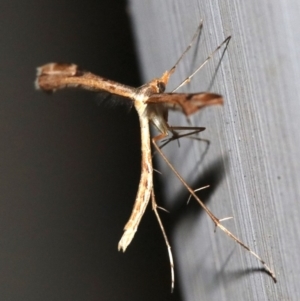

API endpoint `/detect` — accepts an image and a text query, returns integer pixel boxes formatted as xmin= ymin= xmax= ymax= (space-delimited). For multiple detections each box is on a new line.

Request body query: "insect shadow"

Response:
xmin=165 ymin=155 xmax=228 ymax=227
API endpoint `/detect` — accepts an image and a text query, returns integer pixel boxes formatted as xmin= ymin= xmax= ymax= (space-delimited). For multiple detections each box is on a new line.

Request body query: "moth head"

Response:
xmin=156 ymin=80 xmax=166 ymax=93
xmin=139 ymin=70 xmax=172 ymax=98
xmin=159 ymin=70 xmax=172 ymax=90
xmin=151 ymin=70 xmax=172 ymax=93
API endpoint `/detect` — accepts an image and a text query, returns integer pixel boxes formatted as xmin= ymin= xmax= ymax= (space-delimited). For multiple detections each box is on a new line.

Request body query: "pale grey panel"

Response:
xmin=129 ymin=0 xmax=300 ymax=300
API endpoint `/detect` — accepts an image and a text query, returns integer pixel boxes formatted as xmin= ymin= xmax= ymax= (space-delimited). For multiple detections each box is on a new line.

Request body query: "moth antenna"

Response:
xmin=172 ymin=36 xmax=231 ymax=92
xmin=168 ymin=20 xmax=203 ymax=77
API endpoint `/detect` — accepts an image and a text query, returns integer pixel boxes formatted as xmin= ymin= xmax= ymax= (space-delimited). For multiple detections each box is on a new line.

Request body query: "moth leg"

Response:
xmin=151 ymin=188 xmax=175 ymax=292
xmin=186 ymin=186 xmax=234 ymax=232
xmin=168 ymin=20 xmax=204 ymax=76
xmin=152 ymin=135 xmax=277 ymax=283
xmin=153 ymin=126 xmax=210 ymax=168
xmin=186 ymin=185 xmax=210 ymax=204
xmin=168 ymin=125 xmax=207 ymax=147
xmin=153 ymin=126 xmax=204 ymax=152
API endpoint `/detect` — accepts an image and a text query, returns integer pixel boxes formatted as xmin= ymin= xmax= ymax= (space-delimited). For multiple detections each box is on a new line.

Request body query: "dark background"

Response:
xmin=0 ymin=1 xmax=181 ymax=300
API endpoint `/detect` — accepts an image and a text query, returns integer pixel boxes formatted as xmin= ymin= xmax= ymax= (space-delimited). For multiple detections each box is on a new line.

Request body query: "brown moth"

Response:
xmin=35 ymin=22 xmax=276 ymax=291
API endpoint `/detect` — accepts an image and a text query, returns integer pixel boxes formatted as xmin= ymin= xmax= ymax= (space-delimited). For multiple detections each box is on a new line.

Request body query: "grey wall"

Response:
xmin=129 ymin=1 xmax=300 ymax=300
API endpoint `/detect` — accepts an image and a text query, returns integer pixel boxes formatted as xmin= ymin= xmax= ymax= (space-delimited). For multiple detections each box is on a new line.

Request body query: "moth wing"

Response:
xmin=146 ymin=93 xmax=223 ymax=116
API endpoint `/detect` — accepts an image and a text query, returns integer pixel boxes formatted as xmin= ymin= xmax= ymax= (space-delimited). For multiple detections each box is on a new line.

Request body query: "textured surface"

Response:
xmin=129 ymin=0 xmax=300 ymax=300
xmin=0 ymin=1 xmax=176 ymax=300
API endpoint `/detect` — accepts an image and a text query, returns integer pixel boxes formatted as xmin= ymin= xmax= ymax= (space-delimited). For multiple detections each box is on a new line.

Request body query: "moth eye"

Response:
xmin=157 ymin=82 xmax=165 ymax=93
